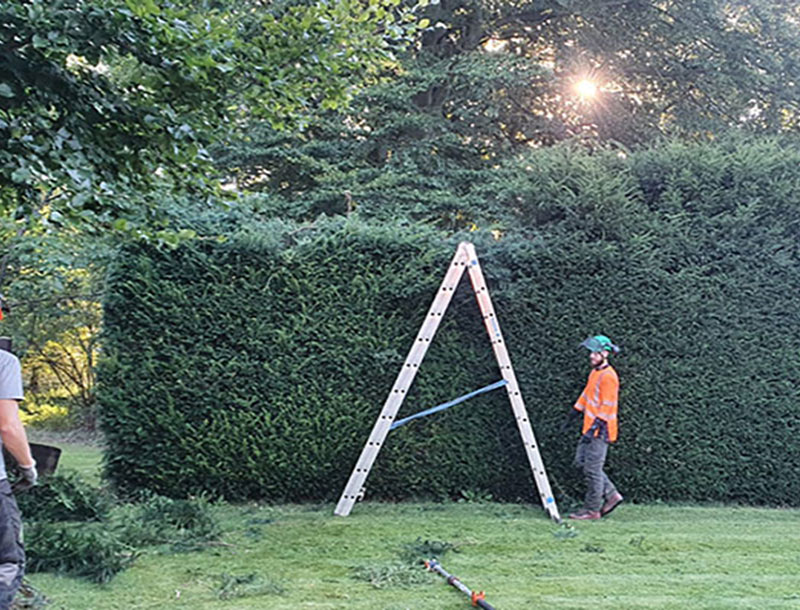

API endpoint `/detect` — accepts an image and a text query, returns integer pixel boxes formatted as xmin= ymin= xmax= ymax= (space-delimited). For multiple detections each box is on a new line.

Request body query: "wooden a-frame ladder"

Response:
xmin=334 ymin=242 xmax=561 ymax=522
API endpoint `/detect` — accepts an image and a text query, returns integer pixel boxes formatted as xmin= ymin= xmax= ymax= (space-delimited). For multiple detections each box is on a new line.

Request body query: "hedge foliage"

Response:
xmin=98 ymin=138 xmax=800 ymax=507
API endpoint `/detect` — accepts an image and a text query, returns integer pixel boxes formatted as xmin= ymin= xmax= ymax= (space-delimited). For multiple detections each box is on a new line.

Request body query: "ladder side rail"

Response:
xmin=334 ymin=245 xmax=470 ymax=516
xmin=462 ymin=243 xmax=561 ymax=522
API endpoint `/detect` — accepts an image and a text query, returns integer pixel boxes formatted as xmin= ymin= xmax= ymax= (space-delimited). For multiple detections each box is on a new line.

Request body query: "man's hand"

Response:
xmin=14 ymin=462 xmax=37 ymax=492
xmin=559 ymin=409 xmax=582 ymax=433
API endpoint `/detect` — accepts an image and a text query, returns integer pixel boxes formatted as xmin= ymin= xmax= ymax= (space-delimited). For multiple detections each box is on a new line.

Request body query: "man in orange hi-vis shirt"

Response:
xmin=568 ymin=335 xmax=623 ymax=521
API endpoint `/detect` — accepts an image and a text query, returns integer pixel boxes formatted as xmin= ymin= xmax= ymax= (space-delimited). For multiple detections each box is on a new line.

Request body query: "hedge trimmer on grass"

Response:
xmin=425 ymin=559 xmax=496 ymax=609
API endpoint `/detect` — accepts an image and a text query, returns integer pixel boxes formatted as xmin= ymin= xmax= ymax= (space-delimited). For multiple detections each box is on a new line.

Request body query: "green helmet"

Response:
xmin=580 ymin=335 xmax=620 ymax=354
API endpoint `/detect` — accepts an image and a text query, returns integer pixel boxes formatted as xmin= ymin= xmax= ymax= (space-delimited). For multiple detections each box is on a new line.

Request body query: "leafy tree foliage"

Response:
xmin=218 ymin=0 xmax=800 ymax=183
xmin=0 ymin=0 xmax=419 ymax=235
xmin=215 ymin=1 xmax=800 ymax=231
xmin=1 ymin=0 xmax=424 ymax=422
xmin=213 ymin=55 xmax=527 ymax=228
xmin=410 ymin=0 xmax=800 ymax=146
xmin=0 ymin=230 xmax=106 ymax=428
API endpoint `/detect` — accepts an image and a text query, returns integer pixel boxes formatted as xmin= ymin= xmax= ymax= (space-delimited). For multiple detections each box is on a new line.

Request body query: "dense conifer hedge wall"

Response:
xmin=99 ymin=139 xmax=800 ymax=506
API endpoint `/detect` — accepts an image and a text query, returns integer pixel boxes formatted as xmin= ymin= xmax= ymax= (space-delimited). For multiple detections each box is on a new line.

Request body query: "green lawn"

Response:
xmin=50 ymin=442 xmax=104 ymax=486
xmin=24 ymin=441 xmax=800 ymax=609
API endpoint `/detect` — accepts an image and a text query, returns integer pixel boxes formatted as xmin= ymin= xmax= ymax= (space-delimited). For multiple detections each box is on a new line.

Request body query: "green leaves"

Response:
xmin=0 ymin=0 xmax=416 ymax=238
xmin=23 ymin=473 xmax=221 ymax=583
xmin=10 ymin=167 xmax=31 ymax=184
xmin=124 ymin=0 xmax=159 ymax=18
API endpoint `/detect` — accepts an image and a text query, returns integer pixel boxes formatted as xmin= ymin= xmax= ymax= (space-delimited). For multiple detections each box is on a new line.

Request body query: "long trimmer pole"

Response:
xmin=425 ymin=559 xmax=496 ymax=609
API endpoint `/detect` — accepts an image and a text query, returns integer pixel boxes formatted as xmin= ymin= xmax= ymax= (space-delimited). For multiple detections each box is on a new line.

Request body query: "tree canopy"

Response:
xmin=215 ymin=0 xmax=800 ymax=231
xmin=4 ymin=0 xmax=800 ymax=428
xmin=0 ymin=0 xmax=422 ymax=421
xmin=409 ymin=0 xmax=800 ymax=146
xmin=0 ymin=0 xmax=420 ymax=236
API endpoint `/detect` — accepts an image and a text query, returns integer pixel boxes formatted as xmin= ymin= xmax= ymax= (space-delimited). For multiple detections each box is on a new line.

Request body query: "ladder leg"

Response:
xmin=334 ymin=244 xmax=470 ymax=516
xmin=463 ymin=243 xmax=562 ymax=523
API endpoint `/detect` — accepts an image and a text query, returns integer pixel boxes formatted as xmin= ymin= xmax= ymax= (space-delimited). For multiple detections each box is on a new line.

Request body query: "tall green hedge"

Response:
xmin=98 ymin=138 xmax=800 ymax=506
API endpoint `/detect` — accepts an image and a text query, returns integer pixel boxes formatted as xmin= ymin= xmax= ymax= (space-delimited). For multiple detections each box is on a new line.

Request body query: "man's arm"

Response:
xmin=598 ymin=372 xmax=619 ymax=410
xmin=0 ymin=400 xmax=34 ymax=467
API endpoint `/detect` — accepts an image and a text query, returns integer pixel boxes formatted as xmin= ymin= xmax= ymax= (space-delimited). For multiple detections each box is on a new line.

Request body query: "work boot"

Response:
xmin=601 ymin=492 xmax=623 ymax=517
xmin=568 ymin=509 xmax=600 ymax=520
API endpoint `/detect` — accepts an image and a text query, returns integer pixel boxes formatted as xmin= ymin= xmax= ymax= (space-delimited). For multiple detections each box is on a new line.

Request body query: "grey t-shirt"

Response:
xmin=0 ymin=350 xmax=23 ymax=401
xmin=0 ymin=350 xmax=24 ymax=480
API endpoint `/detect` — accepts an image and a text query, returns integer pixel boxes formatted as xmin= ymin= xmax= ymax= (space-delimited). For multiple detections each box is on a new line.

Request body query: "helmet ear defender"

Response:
xmin=580 ymin=335 xmax=621 ymax=354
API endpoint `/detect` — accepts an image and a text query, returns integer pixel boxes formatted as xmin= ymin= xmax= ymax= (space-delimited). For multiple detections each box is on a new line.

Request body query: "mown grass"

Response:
xmin=24 ymin=441 xmax=800 ymax=609
xmin=51 ymin=443 xmax=104 ymax=487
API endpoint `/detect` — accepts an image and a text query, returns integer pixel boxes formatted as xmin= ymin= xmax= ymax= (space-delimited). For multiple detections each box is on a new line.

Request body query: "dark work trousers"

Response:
xmin=574 ymin=435 xmax=618 ymax=512
xmin=0 ymin=479 xmax=23 ymax=610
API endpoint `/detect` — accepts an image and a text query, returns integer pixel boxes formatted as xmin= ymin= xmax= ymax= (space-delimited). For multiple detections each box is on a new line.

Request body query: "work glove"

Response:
xmin=13 ymin=462 xmax=37 ymax=493
xmin=559 ymin=409 xmax=582 ymax=433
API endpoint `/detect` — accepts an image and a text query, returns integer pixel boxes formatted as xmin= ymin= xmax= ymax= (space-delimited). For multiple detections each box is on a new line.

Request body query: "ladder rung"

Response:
xmin=390 ymin=380 xmax=508 ymax=430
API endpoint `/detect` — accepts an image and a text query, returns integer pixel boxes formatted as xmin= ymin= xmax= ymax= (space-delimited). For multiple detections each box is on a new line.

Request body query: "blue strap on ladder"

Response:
xmin=389 ymin=380 xmax=508 ymax=430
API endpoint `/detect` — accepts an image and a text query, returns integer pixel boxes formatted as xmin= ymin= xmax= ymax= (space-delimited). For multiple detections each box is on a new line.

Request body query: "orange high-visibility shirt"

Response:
xmin=573 ymin=365 xmax=619 ymax=442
